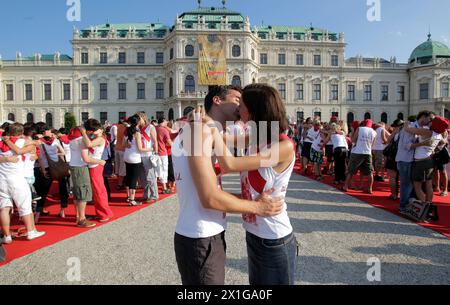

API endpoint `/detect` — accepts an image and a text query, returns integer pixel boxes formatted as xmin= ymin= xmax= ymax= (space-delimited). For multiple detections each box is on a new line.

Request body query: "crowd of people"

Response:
xmin=0 ymin=81 xmax=449 ymax=285
xmin=0 ymin=112 xmax=179 ymax=244
xmin=292 ymin=110 xmax=450 ymax=222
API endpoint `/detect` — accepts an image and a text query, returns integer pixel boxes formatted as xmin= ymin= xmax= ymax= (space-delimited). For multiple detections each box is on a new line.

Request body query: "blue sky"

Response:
xmin=1 ymin=0 xmax=450 ymax=62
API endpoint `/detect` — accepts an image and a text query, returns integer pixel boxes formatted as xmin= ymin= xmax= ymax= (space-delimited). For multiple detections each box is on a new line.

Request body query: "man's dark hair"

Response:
xmin=58 ymin=128 xmax=69 ymax=135
xmin=35 ymin=122 xmax=50 ymax=135
xmin=24 ymin=125 xmax=37 ymax=137
xmin=1 ymin=122 xmax=11 ymax=131
xmin=84 ymin=119 xmax=102 ymax=132
xmin=204 ymin=85 xmax=242 ymax=113
xmin=158 ymin=117 xmax=166 ymax=125
xmin=417 ymin=110 xmax=432 ymax=120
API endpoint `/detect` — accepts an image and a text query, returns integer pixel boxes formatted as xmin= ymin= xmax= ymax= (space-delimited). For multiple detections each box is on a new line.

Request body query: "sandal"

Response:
xmin=440 ymin=192 xmax=448 ymax=197
xmin=128 ymin=200 xmax=141 ymax=207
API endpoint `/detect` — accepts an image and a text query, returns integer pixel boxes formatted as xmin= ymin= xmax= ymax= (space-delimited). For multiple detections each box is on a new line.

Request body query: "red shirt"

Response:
xmin=156 ymin=126 xmax=171 ymax=156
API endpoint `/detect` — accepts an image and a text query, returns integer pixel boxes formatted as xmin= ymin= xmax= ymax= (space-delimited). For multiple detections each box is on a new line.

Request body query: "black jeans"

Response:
xmin=334 ymin=147 xmax=348 ymax=182
xmin=174 ymin=232 xmax=226 ymax=285
xmin=246 ymin=232 xmax=298 ymax=286
xmin=34 ymin=168 xmax=69 ymax=212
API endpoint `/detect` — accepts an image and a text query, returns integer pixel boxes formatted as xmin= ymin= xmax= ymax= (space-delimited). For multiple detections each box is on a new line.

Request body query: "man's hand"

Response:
xmin=99 ymin=160 xmax=106 ymax=166
xmin=254 ymin=188 xmax=284 ymax=217
xmin=79 ymin=126 xmax=87 ymax=134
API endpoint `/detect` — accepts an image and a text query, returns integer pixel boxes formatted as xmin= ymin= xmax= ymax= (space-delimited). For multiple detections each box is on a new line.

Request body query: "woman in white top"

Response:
xmin=238 ymin=84 xmax=297 ymax=285
xmin=80 ymin=119 xmax=114 ymax=222
xmin=434 ymin=129 xmax=449 ymax=197
xmin=123 ymin=115 xmax=153 ymax=206
xmin=405 ymin=118 xmax=445 ymax=205
xmin=323 ymin=123 xmax=349 ymax=184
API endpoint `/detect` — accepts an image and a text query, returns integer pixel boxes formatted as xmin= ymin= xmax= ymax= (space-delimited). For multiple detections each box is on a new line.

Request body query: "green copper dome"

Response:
xmin=409 ymin=34 xmax=450 ymax=63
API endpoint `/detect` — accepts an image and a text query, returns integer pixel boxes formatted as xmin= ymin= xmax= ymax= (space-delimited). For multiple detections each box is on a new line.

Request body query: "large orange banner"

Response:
xmin=198 ymin=35 xmax=227 ymax=85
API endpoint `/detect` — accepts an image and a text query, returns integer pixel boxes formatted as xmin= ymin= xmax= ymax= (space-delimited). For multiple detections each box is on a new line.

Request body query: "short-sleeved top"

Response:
xmin=156 ymin=126 xmax=171 ymax=156
xmin=352 ymin=127 xmax=377 ymax=155
xmin=115 ymin=124 xmax=127 ymax=152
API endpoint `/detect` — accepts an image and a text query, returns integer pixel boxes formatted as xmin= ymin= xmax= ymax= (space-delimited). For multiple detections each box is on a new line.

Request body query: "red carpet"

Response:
xmin=294 ymin=160 xmax=450 ymax=238
xmin=0 ymin=178 xmax=174 ymax=267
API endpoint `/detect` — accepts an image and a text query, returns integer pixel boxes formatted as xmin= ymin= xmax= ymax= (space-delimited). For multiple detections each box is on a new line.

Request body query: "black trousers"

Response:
xmin=334 ymin=148 xmax=348 ymax=182
xmin=168 ymin=155 xmax=175 ymax=183
xmin=174 ymin=232 xmax=226 ymax=285
xmin=124 ymin=162 xmax=143 ymax=190
xmin=34 ymin=168 xmax=69 ymax=212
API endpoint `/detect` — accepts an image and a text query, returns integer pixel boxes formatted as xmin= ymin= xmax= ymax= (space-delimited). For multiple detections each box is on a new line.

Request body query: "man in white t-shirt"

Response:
xmin=172 ymin=85 xmax=283 ymax=285
xmin=0 ymin=123 xmax=46 ymax=244
xmin=343 ymin=119 xmax=377 ymax=193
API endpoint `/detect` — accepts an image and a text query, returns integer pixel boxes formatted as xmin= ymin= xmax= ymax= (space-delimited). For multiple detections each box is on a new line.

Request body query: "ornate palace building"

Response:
xmin=1 ymin=2 xmax=450 ymax=127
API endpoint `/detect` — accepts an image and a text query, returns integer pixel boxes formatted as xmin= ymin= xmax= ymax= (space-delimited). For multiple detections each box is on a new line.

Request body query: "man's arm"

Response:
xmin=2 ymin=138 xmax=36 ymax=155
xmin=0 ymin=156 xmax=19 ymax=163
xmin=404 ymin=126 xmax=433 ymax=138
xmin=150 ymin=127 xmax=158 ymax=153
xmin=80 ymin=145 xmax=105 ymax=166
xmin=186 ymin=123 xmax=283 ymax=216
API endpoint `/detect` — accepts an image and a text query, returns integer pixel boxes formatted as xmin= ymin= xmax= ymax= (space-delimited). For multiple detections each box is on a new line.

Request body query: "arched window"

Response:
xmin=46 ymin=113 xmax=53 ymax=128
xmin=185 ymin=45 xmax=194 ymax=57
xmin=7 ymin=113 xmax=15 ymax=122
xmin=168 ymin=108 xmax=174 ymax=121
xmin=232 ymin=45 xmax=241 ymax=57
xmin=364 ymin=112 xmax=371 ymax=120
xmin=170 ymin=48 xmax=174 ymax=60
xmin=169 ymin=78 xmax=174 ymax=97
xmin=232 ymin=75 xmax=241 ymax=87
xmin=444 ymin=109 xmax=450 ymax=120
xmin=397 ymin=112 xmax=404 ymax=120
xmin=185 ymin=75 xmax=195 ymax=93
xmin=27 ymin=113 xmax=34 ymax=124
xmin=381 ymin=112 xmax=388 ymax=124
xmin=251 ymin=49 xmax=255 ymax=61
xmin=347 ymin=112 xmax=354 ymax=129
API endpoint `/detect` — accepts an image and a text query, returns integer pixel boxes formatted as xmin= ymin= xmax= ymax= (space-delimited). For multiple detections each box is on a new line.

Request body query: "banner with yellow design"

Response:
xmin=198 ymin=35 xmax=227 ymax=85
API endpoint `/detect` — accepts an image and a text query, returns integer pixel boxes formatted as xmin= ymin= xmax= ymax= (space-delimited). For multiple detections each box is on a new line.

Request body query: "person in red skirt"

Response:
xmin=80 ymin=119 xmax=114 ymax=223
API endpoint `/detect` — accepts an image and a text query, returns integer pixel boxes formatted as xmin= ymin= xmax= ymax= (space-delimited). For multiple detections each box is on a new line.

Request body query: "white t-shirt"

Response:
xmin=331 ymin=134 xmax=348 ymax=150
xmin=240 ymin=150 xmax=295 ymax=240
xmin=414 ymin=132 xmax=443 ymax=160
xmin=372 ymin=127 xmax=387 ymax=151
xmin=124 ymin=134 xmax=142 ymax=164
xmin=60 ymin=141 xmax=71 ymax=163
xmin=304 ymin=128 xmax=319 ymax=144
xmin=172 ymin=134 xmax=226 ymax=239
xmin=352 ymin=127 xmax=377 ymax=155
xmin=0 ymin=139 xmax=25 ymax=179
xmin=40 ymin=141 xmax=63 ymax=169
xmin=23 ymin=152 xmax=36 ymax=178
xmin=88 ymin=142 xmax=106 ymax=169
xmin=311 ymin=133 xmax=323 ymax=152
xmin=140 ymin=125 xmax=155 ymax=158
xmin=110 ymin=125 xmax=118 ymax=145
xmin=69 ymin=137 xmax=87 ymax=167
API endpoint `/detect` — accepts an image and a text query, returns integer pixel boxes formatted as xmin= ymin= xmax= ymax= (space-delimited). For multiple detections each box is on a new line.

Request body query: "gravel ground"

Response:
xmin=0 ymin=173 xmax=449 ymax=285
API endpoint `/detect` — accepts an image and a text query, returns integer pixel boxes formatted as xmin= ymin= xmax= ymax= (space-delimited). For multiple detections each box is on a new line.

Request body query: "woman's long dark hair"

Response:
xmin=126 ymin=115 xmax=140 ymax=142
xmin=242 ymin=84 xmax=289 ymax=147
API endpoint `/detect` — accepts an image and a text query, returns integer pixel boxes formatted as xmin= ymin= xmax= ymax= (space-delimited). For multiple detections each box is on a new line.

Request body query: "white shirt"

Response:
xmin=372 ymin=127 xmax=387 ymax=151
xmin=304 ymin=128 xmax=319 ymax=144
xmin=140 ymin=125 xmax=155 ymax=157
xmin=40 ymin=141 xmax=63 ymax=168
xmin=311 ymin=133 xmax=323 ymax=152
xmin=88 ymin=142 xmax=106 ymax=169
xmin=60 ymin=141 xmax=71 ymax=163
xmin=352 ymin=127 xmax=377 ymax=155
xmin=69 ymin=137 xmax=87 ymax=167
xmin=172 ymin=135 xmax=226 ymax=239
xmin=0 ymin=139 xmax=25 ymax=179
xmin=414 ymin=132 xmax=443 ymax=160
xmin=110 ymin=125 xmax=118 ymax=145
xmin=124 ymin=134 xmax=142 ymax=164
xmin=241 ymin=150 xmax=295 ymax=240
xmin=331 ymin=134 xmax=348 ymax=150
xmin=23 ymin=152 xmax=36 ymax=178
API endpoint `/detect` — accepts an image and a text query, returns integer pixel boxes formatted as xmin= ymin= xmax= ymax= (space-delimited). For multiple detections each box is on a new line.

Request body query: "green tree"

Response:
xmin=64 ymin=113 xmax=77 ymax=130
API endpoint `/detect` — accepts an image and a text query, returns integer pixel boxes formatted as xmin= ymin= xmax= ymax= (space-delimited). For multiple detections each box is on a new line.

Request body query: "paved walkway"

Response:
xmin=0 ymin=173 xmax=449 ymax=285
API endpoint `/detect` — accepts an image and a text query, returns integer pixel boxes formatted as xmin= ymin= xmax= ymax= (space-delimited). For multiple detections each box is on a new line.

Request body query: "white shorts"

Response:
xmin=115 ymin=150 xmax=126 ymax=177
xmin=0 ymin=177 xmax=33 ymax=217
xmin=157 ymin=156 xmax=169 ymax=184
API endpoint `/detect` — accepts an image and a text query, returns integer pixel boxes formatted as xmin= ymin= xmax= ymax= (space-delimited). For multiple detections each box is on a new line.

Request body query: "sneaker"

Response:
xmin=399 ymin=208 xmax=408 ymax=215
xmin=1 ymin=235 xmax=12 ymax=245
xmin=77 ymin=219 xmax=96 ymax=228
xmin=26 ymin=230 xmax=46 ymax=241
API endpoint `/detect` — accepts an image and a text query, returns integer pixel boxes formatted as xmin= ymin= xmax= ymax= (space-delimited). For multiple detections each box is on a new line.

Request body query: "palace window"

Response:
xmin=278 ymin=53 xmax=286 ymax=65
xmin=185 ymin=76 xmax=195 ymax=93
xmin=118 ymin=52 xmax=126 ymax=64
xmin=331 ymin=55 xmax=339 ymax=67
xmin=100 ymin=112 xmax=108 ymax=125
xmin=313 ymin=84 xmax=321 ymax=100
xmin=156 ymin=83 xmax=164 ymax=99
xmin=44 ymin=84 xmax=52 ymax=101
xmin=296 ymin=84 xmax=304 ymax=100
xmin=420 ymin=83 xmax=429 ymax=100
xmin=442 ymin=82 xmax=449 ymax=97
xmin=185 ymin=45 xmax=194 ymax=57
xmin=347 ymin=85 xmax=355 ymax=101
xmin=81 ymin=52 xmax=89 ymax=64
xmin=137 ymin=52 xmax=145 ymax=64
xmin=397 ymin=86 xmax=405 ymax=101
xmin=6 ymin=84 xmax=14 ymax=101
xmin=118 ymin=83 xmax=127 ymax=100
xmin=314 ymin=55 xmax=321 ymax=66
xmin=81 ymin=83 xmax=89 ymax=100
xmin=278 ymin=83 xmax=286 ymax=99
xmin=25 ymin=84 xmax=33 ymax=101
xmin=232 ymin=45 xmax=241 ymax=57
xmin=156 ymin=52 xmax=164 ymax=64
xmin=100 ymin=83 xmax=108 ymax=100
xmin=63 ymin=84 xmax=71 ymax=100
xmin=232 ymin=76 xmax=241 ymax=87
xmin=381 ymin=85 xmax=389 ymax=101
xmin=364 ymin=85 xmax=372 ymax=101
xmin=100 ymin=52 xmax=107 ymax=64
xmin=331 ymin=84 xmax=339 ymax=100
xmin=260 ymin=53 xmax=268 ymax=65
xmin=137 ymin=83 xmax=146 ymax=99
xmin=296 ymin=54 xmax=304 ymax=65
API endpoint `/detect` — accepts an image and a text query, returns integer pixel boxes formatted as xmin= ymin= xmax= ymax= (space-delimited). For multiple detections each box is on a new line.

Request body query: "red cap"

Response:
xmin=430 ymin=116 xmax=450 ymax=134
xmin=330 ymin=116 xmax=338 ymax=123
xmin=361 ymin=119 xmax=373 ymax=129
